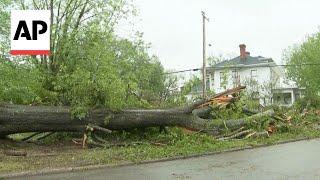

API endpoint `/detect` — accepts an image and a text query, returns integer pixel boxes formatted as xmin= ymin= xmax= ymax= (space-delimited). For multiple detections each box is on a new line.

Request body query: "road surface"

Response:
xmin=16 ymin=139 xmax=320 ymax=179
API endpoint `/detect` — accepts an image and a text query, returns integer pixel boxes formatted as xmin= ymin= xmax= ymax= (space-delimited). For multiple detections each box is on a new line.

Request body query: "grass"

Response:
xmin=1 ymin=124 xmax=320 ymax=175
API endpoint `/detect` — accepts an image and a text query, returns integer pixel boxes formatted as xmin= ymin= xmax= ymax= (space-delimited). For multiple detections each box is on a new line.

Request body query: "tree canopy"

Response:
xmin=0 ymin=0 xmax=169 ymax=117
xmin=284 ymin=31 xmax=320 ymax=97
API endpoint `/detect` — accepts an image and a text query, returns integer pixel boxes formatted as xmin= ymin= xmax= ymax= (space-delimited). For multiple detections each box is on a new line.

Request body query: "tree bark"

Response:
xmin=0 ymin=101 xmax=274 ymax=137
xmin=1 ymin=86 xmax=274 ymax=137
xmin=0 ymin=103 xmax=206 ymax=136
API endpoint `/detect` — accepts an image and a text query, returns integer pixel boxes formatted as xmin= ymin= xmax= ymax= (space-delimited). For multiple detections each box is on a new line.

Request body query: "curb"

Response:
xmin=0 ymin=137 xmax=315 ymax=179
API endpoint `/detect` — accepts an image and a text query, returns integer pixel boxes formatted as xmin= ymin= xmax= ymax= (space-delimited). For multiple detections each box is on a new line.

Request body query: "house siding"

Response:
xmin=209 ymin=65 xmax=276 ymax=105
xmin=211 ymin=66 xmax=272 ymax=91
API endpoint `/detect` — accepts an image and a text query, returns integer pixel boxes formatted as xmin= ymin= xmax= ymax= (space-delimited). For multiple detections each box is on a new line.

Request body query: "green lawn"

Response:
xmin=1 ymin=125 xmax=320 ymax=175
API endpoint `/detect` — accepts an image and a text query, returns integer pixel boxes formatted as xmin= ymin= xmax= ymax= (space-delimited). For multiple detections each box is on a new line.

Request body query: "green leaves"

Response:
xmin=284 ymin=32 xmax=320 ymax=97
xmin=0 ymin=0 xmax=168 ymax=119
xmin=0 ymin=60 xmax=45 ymax=104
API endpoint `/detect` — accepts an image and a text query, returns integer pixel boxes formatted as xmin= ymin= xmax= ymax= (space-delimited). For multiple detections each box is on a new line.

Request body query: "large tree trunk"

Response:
xmin=1 ymin=86 xmax=275 ymax=137
xmin=0 ymin=103 xmax=273 ymax=137
xmin=0 ymin=103 xmax=209 ymax=136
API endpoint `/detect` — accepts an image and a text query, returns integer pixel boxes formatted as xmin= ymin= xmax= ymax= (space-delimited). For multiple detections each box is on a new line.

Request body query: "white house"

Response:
xmin=205 ymin=44 xmax=303 ymax=106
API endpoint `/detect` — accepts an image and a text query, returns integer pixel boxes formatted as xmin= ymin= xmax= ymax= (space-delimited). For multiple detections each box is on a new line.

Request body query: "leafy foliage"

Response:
xmin=152 ymin=74 xmax=204 ymax=108
xmin=0 ymin=0 xmax=11 ymax=52
xmin=0 ymin=0 xmax=168 ymax=118
xmin=284 ymin=31 xmax=320 ymax=97
xmin=0 ymin=59 xmax=48 ymax=104
xmin=210 ymin=94 xmax=260 ymax=121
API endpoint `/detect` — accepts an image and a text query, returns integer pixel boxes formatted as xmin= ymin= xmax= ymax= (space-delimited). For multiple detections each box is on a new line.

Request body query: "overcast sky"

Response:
xmin=120 ymin=0 xmax=320 ymax=71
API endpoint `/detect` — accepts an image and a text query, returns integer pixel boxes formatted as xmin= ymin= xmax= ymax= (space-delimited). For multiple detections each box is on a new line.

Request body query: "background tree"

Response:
xmin=207 ymin=54 xmax=226 ymax=67
xmin=0 ymin=0 xmax=11 ymax=53
xmin=0 ymin=0 xmax=167 ymax=117
xmin=284 ymin=31 xmax=320 ymax=97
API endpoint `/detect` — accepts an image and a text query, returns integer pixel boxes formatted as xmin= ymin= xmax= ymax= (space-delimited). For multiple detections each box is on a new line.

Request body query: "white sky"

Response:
xmin=119 ymin=0 xmax=320 ymax=71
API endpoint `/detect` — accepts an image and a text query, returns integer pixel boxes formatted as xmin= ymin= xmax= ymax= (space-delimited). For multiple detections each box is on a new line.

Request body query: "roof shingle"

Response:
xmin=214 ymin=55 xmax=274 ymax=67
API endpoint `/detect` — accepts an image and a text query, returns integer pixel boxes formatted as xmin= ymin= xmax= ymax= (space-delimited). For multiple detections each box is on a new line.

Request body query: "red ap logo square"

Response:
xmin=10 ymin=10 xmax=50 ymax=56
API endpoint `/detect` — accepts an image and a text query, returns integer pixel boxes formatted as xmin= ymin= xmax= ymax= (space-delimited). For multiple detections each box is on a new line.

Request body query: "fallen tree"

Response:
xmin=0 ymin=86 xmax=274 ymax=140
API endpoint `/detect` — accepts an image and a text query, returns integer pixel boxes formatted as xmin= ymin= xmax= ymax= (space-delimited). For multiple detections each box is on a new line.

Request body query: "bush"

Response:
xmin=293 ymin=96 xmax=320 ymax=112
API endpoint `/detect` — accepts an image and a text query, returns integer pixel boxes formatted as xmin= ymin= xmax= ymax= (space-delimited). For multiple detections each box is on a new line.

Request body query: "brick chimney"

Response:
xmin=239 ymin=44 xmax=246 ymax=59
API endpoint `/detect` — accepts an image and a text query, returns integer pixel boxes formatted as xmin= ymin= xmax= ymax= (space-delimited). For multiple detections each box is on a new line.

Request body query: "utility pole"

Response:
xmin=202 ymin=11 xmax=209 ymax=99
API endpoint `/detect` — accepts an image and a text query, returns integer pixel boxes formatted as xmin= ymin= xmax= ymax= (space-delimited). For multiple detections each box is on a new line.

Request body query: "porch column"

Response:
xmin=291 ymin=90 xmax=295 ymax=105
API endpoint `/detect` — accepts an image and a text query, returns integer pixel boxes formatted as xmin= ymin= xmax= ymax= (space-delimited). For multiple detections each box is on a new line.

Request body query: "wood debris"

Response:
xmin=197 ymin=86 xmax=246 ymax=108
xmin=3 ymin=150 xmax=27 ymax=156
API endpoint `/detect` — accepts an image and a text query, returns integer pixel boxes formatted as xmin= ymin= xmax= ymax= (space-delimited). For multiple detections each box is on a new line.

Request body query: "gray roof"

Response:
xmin=214 ymin=55 xmax=274 ymax=67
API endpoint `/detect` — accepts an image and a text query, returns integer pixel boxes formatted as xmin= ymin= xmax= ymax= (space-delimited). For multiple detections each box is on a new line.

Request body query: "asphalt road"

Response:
xmin=15 ymin=139 xmax=320 ymax=180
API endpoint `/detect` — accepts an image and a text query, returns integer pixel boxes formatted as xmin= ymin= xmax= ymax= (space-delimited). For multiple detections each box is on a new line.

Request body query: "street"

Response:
xmin=19 ymin=139 xmax=320 ymax=180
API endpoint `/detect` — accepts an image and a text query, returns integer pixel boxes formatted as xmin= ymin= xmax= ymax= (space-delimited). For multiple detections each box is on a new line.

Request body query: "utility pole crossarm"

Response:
xmin=202 ymin=11 xmax=209 ymax=21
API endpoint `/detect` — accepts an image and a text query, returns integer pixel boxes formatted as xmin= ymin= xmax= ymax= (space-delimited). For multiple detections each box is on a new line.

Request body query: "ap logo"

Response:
xmin=10 ymin=10 xmax=50 ymax=55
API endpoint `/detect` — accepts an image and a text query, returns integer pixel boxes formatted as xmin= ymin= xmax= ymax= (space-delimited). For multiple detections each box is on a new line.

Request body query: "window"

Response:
xmin=251 ymin=69 xmax=257 ymax=81
xmin=283 ymin=93 xmax=292 ymax=105
xmin=220 ymin=72 xmax=224 ymax=87
xmin=206 ymin=74 xmax=210 ymax=90
xmin=232 ymin=70 xmax=238 ymax=87
xmin=232 ymin=70 xmax=237 ymax=80
xmin=211 ymin=74 xmax=214 ymax=87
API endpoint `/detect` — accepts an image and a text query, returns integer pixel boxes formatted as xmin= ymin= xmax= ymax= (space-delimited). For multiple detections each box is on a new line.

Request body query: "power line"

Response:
xmin=163 ymin=68 xmax=201 ymax=75
xmin=164 ymin=63 xmax=320 ymax=75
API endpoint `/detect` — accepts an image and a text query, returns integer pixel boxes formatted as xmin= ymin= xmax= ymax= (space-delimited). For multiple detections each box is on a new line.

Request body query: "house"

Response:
xmin=205 ymin=44 xmax=303 ymax=106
